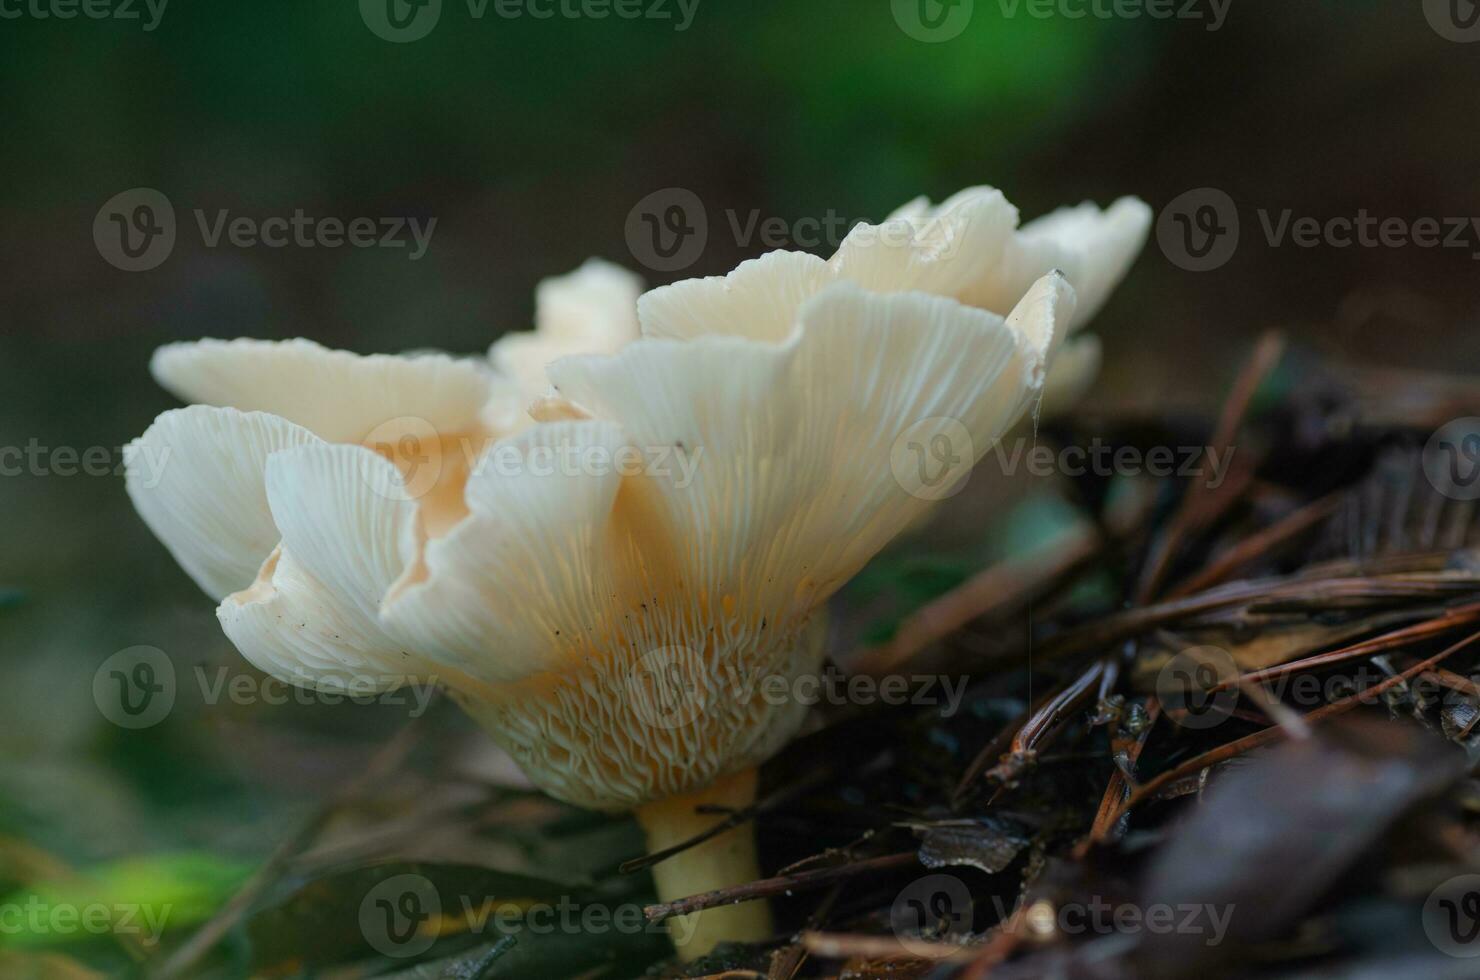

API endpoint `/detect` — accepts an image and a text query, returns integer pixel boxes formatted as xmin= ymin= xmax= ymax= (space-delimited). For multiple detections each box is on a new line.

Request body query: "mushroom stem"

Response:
xmin=635 ymin=767 xmax=772 ymax=961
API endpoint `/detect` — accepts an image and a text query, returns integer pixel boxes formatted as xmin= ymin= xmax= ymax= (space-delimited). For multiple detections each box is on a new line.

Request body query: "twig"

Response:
xmin=1165 ymin=491 xmax=1343 ymax=599
xmin=953 ymin=661 xmax=1107 ymax=805
xmin=620 ymin=765 xmax=839 ymax=874
xmin=153 ymin=704 xmax=436 ymax=979
xmin=643 ymin=852 xmax=918 ymax=923
xmin=1041 ymin=573 xmax=1480 ymax=663
xmin=1416 ymin=666 xmax=1480 ymax=699
xmin=1205 ymin=602 xmax=1480 ymax=693
xmin=1104 ymin=629 xmax=1480 ymax=828
xmin=766 ymin=885 xmax=841 ymax=980
xmin=801 ymin=930 xmax=976 ymax=964
xmin=959 ymin=905 xmax=1033 ymax=980
xmin=1136 ymin=330 xmax=1285 ymax=601
xmin=854 ymin=524 xmax=1108 ymax=677
xmin=1080 ymin=698 xmax=1161 ymax=852
xmin=1237 ymin=672 xmax=1312 ymax=739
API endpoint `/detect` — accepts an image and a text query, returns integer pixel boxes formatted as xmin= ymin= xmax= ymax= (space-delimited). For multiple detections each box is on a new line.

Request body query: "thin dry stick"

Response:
xmin=1042 ymin=573 xmax=1480 ymax=663
xmin=1204 ymin=602 xmax=1480 ymax=694
xmin=951 ymin=706 xmax=1030 ymax=806
xmin=766 ymin=885 xmax=842 ymax=980
xmin=959 ymin=905 xmax=1032 ymax=980
xmin=1079 ymin=698 xmax=1161 ymax=852
xmin=1165 ymin=492 xmax=1343 ymax=599
xmin=802 ymin=930 xmax=977 ymax=964
xmin=619 ymin=765 xmax=837 ymax=874
xmin=1104 ymin=629 xmax=1480 ymax=828
xmin=1136 ymin=330 xmax=1286 ymax=602
xmin=153 ymin=708 xmax=434 ymax=979
xmin=856 ymin=485 xmax=1157 ymax=679
xmin=855 ymin=524 xmax=1107 ymax=677
xmin=1417 ymin=666 xmax=1480 ymax=699
xmin=1236 ymin=673 xmax=1313 ymax=739
xmin=953 ymin=660 xmax=1107 ymax=804
xmin=644 ymin=852 xmax=918 ymax=923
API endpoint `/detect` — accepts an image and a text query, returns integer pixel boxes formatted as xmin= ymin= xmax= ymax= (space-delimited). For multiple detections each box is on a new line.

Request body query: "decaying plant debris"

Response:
xmin=127 ymin=333 xmax=1480 ymax=979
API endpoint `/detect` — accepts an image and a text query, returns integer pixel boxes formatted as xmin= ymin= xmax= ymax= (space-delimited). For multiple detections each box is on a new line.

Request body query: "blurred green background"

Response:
xmin=3 ymin=0 xmax=1480 ymax=975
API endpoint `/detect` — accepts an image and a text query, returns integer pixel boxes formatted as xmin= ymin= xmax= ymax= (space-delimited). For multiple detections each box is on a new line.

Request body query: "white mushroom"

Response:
xmin=123 ymin=186 xmax=1149 ymax=959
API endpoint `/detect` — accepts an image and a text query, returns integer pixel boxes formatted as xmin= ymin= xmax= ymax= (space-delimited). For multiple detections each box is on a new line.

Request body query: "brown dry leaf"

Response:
xmin=1134 ymin=717 xmax=1467 ymax=979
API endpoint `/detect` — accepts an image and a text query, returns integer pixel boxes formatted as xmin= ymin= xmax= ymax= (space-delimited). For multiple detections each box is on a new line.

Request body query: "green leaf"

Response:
xmin=0 ymin=852 xmax=252 ymax=950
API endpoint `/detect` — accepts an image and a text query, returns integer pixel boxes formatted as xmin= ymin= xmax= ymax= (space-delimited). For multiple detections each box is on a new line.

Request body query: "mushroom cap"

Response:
xmin=123 ymin=186 xmax=1149 ymax=811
